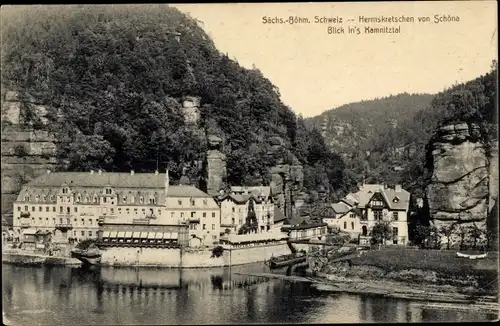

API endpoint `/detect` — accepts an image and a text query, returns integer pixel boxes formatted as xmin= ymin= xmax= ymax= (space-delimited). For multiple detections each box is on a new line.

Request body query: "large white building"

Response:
xmin=12 ymin=170 xmax=221 ymax=247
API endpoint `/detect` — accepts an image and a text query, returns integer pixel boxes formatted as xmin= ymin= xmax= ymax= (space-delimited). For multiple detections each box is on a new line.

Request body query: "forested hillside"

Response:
xmin=307 ymin=64 xmax=497 ymax=200
xmin=1 ymin=5 xmax=354 ymax=198
xmin=306 ymin=93 xmax=434 ymax=195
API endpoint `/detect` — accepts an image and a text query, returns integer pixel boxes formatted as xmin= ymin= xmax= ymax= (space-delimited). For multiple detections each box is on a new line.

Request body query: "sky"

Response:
xmin=173 ymin=2 xmax=497 ymax=117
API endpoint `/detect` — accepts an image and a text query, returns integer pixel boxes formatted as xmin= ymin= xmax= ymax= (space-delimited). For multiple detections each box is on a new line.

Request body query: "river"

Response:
xmin=2 ymin=263 xmax=496 ymax=324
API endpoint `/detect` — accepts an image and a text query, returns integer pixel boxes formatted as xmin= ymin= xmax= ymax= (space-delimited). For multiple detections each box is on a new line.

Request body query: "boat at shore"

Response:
xmin=266 ymin=252 xmax=307 ymax=269
xmin=70 ymin=244 xmax=102 ymax=266
xmin=456 ymin=252 xmax=488 ymax=260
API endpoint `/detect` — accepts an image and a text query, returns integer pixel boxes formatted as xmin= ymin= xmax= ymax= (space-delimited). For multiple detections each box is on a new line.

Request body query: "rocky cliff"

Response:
xmin=1 ymin=91 xmax=58 ymax=221
xmin=425 ymin=122 xmax=498 ymax=247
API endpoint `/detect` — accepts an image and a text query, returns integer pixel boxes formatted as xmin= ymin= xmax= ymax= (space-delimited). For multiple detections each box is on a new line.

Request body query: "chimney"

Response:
xmin=98 ymin=169 xmax=102 ymax=175
xmin=395 ymin=184 xmax=402 ymax=192
xmin=90 ymin=170 xmax=94 ymax=174
xmin=130 ymin=170 xmax=135 ymax=175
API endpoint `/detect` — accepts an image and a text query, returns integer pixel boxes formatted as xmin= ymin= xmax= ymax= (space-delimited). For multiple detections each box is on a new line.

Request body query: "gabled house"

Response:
xmin=345 ymin=184 xmax=410 ymax=245
xmin=218 ymin=186 xmax=275 ymax=234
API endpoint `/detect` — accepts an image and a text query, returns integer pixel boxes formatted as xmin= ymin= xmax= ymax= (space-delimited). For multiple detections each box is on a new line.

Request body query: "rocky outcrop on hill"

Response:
xmin=426 ymin=122 xmax=497 ymax=247
xmin=1 ymin=91 xmax=58 ymax=220
xmin=267 ymin=136 xmax=304 ymax=218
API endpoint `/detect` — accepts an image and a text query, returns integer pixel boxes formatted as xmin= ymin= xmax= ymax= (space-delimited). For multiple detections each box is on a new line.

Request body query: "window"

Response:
xmin=30 ymin=206 xmax=35 ymax=212
xmin=24 ymin=206 xmax=28 ymax=211
xmin=46 ymin=207 xmax=49 ymax=212
xmin=50 ymin=195 xmax=54 ymax=201
xmin=180 ymin=213 xmax=184 ymax=218
xmin=81 ymin=219 xmax=85 ymax=225
xmin=203 ymin=224 xmax=206 ymax=230
xmin=76 ymin=196 xmax=80 ymax=203
xmin=126 ymin=208 xmax=130 ymax=214
xmin=89 ymin=231 xmax=93 ymax=237
xmin=351 ymin=222 xmax=354 ymax=230
xmin=203 ymin=212 xmax=206 ymax=218
xmin=150 ymin=197 xmax=155 ymax=204
xmin=141 ymin=208 xmax=145 ymax=213
xmin=93 ymin=196 xmax=98 ymax=203
xmin=123 ymin=196 xmax=127 ymax=203
xmin=393 ymin=227 xmax=398 ymax=236
xmin=52 ymin=218 xmax=56 ymax=223
xmin=350 ymin=213 xmax=355 ymax=218
xmin=74 ymin=218 xmax=77 ymax=222
xmin=212 ymin=212 xmax=216 ymax=218
xmin=139 ymin=197 xmax=144 ymax=204
xmin=103 ymin=197 xmax=107 ymax=203
xmin=118 ymin=208 xmax=122 ymax=213
xmin=111 ymin=208 xmax=114 ymax=214
xmin=67 ymin=207 xmax=70 ymax=214
xmin=203 ymin=200 xmax=208 ymax=206
xmin=39 ymin=217 xmax=42 ymax=222
xmin=24 ymin=196 xmax=29 ymax=202
xmin=59 ymin=218 xmax=63 ymax=224
xmin=212 ymin=235 xmax=217 ymax=240
xmin=86 ymin=196 xmax=90 ymax=203
xmin=212 ymin=224 xmax=215 ymax=230
xmin=134 ymin=208 xmax=138 ymax=214
xmin=39 ymin=206 xmax=42 ymax=212
xmin=74 ymin=207 xmax=78 ymax=213
xmin=372 ymin=200 xmax=384 ymax=207
xmin=43 ymin=195 xmax=47 ymax=201
xmin=89 ymin=219 xmax=92 ymax=225
xmin=105 ymin=188 xmax=112 ymax=195
xmin=190 ymin=199 xmax=195 ymax=206
xmin=178 ymin=200 xmax=182 ymax=206
xmin=17 ymin=206 xmax=21 ymax=212
xmin=191 ymin=212 xmax=196 ymax=218
xmin=374 ymin=211 xmax=383 ymax=221
xmin=232 ymin=207 xmax=235 ymax=213
xmin=392 ymin=212 xmax=398 ymax=221
xmin=81 ymin=231 xmax=85 ymax=236
xmin=52 ymin=207 xmax=56 ymax=212
xmin=231 ymin=218 xmax=235 ymax=225
xmin=171 ymin=212 xmax=175 ymax=219
xmin=35 ymin=195 xmax=40 ymax=202
xmin=343 ymin=222 xmax=347 ymax=229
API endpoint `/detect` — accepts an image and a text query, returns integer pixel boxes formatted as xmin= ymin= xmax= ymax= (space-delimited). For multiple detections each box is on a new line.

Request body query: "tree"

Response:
xmin=370 ymin=220 xmax=393 ymax=245
xmin=438 ymin=224 xmax=455 ymax=250
xmin=413 ymin=223 xmax=430 ymax=248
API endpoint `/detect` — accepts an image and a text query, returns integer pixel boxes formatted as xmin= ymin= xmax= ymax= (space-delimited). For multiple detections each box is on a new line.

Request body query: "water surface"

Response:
xmin=2 ymin=263 xmax=497 ymax=324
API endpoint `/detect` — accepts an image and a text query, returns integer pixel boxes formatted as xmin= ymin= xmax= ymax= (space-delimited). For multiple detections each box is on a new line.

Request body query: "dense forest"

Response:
xmin=307 ymin=64 xmax=497 ymax=199
xmin=1 ymin=5 xmax=354 ymax=198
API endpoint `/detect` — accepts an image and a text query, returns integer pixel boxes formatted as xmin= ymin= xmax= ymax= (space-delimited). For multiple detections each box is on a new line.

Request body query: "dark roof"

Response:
xmin=273 ymin=206 xmax=287 ymax=222
xmin=23 ymin=172 xmax=211 ymax=198
xmin=288 ymin=222 xmax=327 ymax=230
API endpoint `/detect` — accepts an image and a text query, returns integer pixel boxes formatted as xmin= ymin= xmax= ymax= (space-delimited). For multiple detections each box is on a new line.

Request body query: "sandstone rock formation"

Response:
xmin=1 ymin=91 xmax=58 ymax=221
xmin=267 ymin=136 xmax=304 ymax=218
xmin=203 ymin=135 xmax=227 ymax=197
xmin=426 ymin=122 xmax=497 ymax=248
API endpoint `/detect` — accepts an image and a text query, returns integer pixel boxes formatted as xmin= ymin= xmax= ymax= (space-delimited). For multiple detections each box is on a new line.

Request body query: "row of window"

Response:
xmin=23 ymin=194 xmax=212 ymax=207
xmin=20 ymin=216 xmax=100 ymax=226
xmin=373 ymin=211 xmax=399 ymax=221
xmin=189 ymin=224 xmax=217 ymax=231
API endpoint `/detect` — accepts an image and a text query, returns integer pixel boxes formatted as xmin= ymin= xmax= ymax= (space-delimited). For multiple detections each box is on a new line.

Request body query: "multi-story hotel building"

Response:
xmin=12 ymin=170 xmax=221 ymax=246
xmin=219 ymin=186 xmax=275 ymax=234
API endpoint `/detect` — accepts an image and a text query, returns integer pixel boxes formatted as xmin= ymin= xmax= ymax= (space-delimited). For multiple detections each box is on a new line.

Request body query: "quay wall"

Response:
xmin=100 ymin=243 xmax=292 ymax=268
xmin=2 ymin=252 xmax=80 ymax=266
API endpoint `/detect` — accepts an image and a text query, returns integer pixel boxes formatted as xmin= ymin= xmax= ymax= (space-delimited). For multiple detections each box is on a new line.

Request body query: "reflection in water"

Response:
xmin=2 ymin=263 xmax=497 ymax=325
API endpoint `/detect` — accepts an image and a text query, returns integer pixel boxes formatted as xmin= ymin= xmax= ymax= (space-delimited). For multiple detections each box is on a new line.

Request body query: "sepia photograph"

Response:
xmin=1 ymin=2 xmax=498 ymax=324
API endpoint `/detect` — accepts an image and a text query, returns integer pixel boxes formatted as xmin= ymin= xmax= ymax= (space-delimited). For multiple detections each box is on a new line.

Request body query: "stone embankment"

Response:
xmin=2 ymin=250 xmax=80 ymax=266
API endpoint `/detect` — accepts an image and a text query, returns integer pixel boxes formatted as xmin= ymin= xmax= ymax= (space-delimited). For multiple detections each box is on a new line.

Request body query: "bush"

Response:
xmin=211 ymin=245 xmax=224 ymax=258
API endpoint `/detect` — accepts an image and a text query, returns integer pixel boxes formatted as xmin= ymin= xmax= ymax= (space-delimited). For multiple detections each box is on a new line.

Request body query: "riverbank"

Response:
xmin=311 ymin=247 xmax=499 ymax=293
xmin=2 ymin=250 xmax=81 ymax=266
xmin=235 ymin=271 xmax=499 ymax=314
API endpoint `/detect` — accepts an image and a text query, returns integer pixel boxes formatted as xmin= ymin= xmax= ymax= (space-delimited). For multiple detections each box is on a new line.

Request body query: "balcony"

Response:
xmin=55 ymin=223 xmax=73 ymax=231
xmin=56 ymin=214 xmax=73 ymax=219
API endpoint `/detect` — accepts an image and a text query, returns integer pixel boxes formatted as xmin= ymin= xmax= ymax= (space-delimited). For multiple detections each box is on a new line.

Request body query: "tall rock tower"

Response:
xmin=203 ymin=135 xmax=227 ymax=197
